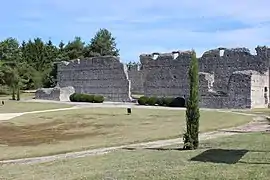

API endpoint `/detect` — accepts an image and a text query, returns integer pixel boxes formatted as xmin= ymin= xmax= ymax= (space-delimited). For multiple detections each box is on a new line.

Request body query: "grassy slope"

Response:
xmin=0 ymin=108 xmax=253 ymax=160
xmin=1 ymin=133 xmax=269 ymax=180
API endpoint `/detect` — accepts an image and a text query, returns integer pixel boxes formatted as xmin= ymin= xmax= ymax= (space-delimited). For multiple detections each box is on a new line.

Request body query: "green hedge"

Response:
xmin=138 ymin=96 xmax=149 ymax=105
xmin=69 ymin=93 xmax=104 ymax=103
xmin=138 ymin=96 xmax=185 ymax=107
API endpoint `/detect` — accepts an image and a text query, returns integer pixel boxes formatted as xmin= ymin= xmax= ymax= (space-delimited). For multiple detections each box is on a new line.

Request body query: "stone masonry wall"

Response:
xmin=250 ymin=72 xmax=269 ymax=108
xmin=127 ymin=64 xmax=144 ymax=94
xmin=141 ymin=51 xmax=192 ymax=97
xmin=35 ymin=86 xmax=75 ymax=101
xmin=57 ymin=56 xmax=132 ymax=102
xmin=139 ymin=46 xmax=270 ymax=108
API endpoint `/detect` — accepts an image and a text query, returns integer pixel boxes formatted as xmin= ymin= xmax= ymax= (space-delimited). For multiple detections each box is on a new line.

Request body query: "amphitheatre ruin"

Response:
xmin=36 ymin=46 xmax=270 ymax=109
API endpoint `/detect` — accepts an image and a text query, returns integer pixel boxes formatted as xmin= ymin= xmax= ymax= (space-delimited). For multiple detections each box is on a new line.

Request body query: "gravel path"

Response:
xmin=0 ymin=101 xmax=269 ymax=165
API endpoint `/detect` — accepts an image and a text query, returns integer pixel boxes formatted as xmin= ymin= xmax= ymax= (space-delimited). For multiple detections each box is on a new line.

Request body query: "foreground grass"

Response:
xmin=233 ymin=108 xmax=270 ymax=116
xmin=1 ymin=133 xmax=269 ymax=180
xmin=0 ymin=101 xmax=72 ymax=113
xmin=0 ymin=108 xmax=253 ymax=160
xmin=249 ymin=108 xmax=270 ymax=116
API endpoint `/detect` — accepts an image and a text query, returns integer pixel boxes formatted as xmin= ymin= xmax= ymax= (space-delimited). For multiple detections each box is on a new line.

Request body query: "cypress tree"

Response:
xmin=183 ymin=50 xmax=200 ymax=150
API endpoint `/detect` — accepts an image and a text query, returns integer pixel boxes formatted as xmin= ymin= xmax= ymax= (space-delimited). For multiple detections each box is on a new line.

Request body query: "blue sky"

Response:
xmin=1 ymin=0 xmax=270 ymax=62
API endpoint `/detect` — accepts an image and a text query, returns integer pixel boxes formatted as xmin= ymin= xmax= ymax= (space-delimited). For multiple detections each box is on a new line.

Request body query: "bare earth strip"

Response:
xmin=0 ymin=102 xmax=269 ymax=165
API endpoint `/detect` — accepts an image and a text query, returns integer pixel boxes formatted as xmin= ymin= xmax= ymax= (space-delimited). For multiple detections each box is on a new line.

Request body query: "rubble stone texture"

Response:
xmin=130 ymin=46 xmax=270 ymax=108
xmin=57 ymin=56 xmax=132 ymax=102
xmin=35 ymin=86 xmax=75 ymax=101
xmin=36 ymin=46 xmax=270 ymax=109
xmin=127 ymin=64 xmax=144 ymax=94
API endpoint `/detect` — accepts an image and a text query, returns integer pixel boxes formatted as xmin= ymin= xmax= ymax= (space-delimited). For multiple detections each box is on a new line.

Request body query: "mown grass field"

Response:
xmin=1 ymin=133 xmax=269 ymax=180
xmin=0 ymin=108 xmax=253 ymax=160
xmin=0 ymin=100 xmax=73 ymax=113
xmin=0 ymin=92 xmax=72 ymax=113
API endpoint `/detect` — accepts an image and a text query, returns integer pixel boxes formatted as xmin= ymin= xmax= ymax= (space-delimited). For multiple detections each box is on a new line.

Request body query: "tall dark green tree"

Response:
xmin=64 ymin=37 xmax=85 ymax=60
xmin=183 ymin=51 xmax=200 ymax=150
xmin=84 ymin=28 xmax=119 ymax=57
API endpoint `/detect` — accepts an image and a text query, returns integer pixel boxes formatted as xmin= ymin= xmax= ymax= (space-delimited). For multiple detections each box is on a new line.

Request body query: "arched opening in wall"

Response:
xmin=219 ymin=49 xmax=225 ymax=57
xmin=264 ymin=87 xmax=268 ymax=92
xmin=170 ymin=97 xmax=186 ymax=107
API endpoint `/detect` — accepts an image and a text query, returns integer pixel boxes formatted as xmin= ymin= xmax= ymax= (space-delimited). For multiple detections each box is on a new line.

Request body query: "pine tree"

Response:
xmin=183 ymin=50 xmax=200 ymax=150
xmin=84 ymin=28 xmax=119 ymax=57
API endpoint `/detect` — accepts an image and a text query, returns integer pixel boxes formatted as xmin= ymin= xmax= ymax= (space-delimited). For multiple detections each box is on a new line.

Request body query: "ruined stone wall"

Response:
xmin=227 ymin=71 xmax=252 ymax=108
xmin=250 ymin=72 xmax=269 ymax=108
xmin=35 ymin=86 xmax=75 ymax=101
xmin=127 ymin=65 xmax=144 ymax=94
xmin=141 ymin=51 xmax=192 ymax=97
xmin=140 ymin=46 xmax=270 ymax=108
xmin=57 ymin=57 xmax=131 ymax=102
xmin=199 ymin=47 xmax=268 ymax=94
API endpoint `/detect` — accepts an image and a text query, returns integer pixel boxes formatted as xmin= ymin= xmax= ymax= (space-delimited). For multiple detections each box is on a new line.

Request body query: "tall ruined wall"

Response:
xmin=57 ymin=56 xmax=131 ymax=102
xmin=127 ymin=65 xmax=144 ymax=94
xmin=141 ymin=51 xmax=192 ymax=97
xmin=250 ymin=71 xmax=269 ymax=108
xmin=140 ymin=46 xmax=270 ymax=108
xmin=199 ymin=47 xmax=269 ymax=94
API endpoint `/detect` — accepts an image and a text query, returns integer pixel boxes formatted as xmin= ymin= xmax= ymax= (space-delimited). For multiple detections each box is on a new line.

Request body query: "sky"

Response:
xmin=0 ymin=0 xmax=270 ymax=62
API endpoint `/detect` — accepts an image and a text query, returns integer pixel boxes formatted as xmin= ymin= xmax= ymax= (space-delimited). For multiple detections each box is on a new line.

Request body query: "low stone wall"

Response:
xmin=35 ymin=86 xmax=75 ymax=101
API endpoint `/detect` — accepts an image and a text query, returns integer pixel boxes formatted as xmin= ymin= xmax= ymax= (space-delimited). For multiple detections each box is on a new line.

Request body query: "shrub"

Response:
xmin=70 ymin=93 xmax=104 ymax=103
xmin=169 ymin=97 xmax=186 ymax=107
xmin=147 ymin=96 xmax=158 ymax=106
xmin=80 ymin=94 xmax=89 ymax=102
xmin=138 ymin=96 xmax=149 ymax=105
xmin=69 ymin=93 xmax=75 ymax=102
xmin=93 ymin=95 xmax=104 ymax=103
xmin=85 ymin=94 xmax=95 ymax=102
xmin=157 ymin=97 xmax=165 ymax=106
xmin=70 ymin=93 xmax=80 ymax=102
xmin=163 ymin=97 xmax=174 ymax=106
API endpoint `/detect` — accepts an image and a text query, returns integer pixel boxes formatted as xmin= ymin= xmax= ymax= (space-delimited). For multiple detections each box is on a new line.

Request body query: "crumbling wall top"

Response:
xmin=139 ymin=50 xmax=193 ymax=64
xmin=256 ymin=46 xmax=270 ymax=57
xmin=201 ymin=47 xmax=252 ymax=58
xmin=232 ymin=70 xmax=261 ymax=76
xmin=58 ymin=56 xmax=121 ymax=67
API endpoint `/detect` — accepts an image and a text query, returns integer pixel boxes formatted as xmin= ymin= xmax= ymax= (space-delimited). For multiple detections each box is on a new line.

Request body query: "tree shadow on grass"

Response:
xmin=122 ymin=145 xmax=212 ymax=152
xmin=123 ymin=147 xmax=270 ymax=165
xmin=190 ymin=149 xmax=248 ymax=164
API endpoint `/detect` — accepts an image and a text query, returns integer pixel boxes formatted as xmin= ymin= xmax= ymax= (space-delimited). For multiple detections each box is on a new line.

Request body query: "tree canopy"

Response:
xmin=0 ymin=28 xmax=120 ymax=97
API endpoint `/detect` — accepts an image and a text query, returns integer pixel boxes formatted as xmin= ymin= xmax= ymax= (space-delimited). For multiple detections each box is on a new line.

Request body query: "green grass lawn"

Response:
xmin=0 ymin=108 xmax=254 ymax=160
xmin=1 ymin=133 xmax=269 ymax=180
xmin=234 ymin=108 xmax=270 ymax=116
xmin=0 ymin=101 xmax=73 ymax=113
xmin=0 ymin=92 xmax=35 ymax=100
